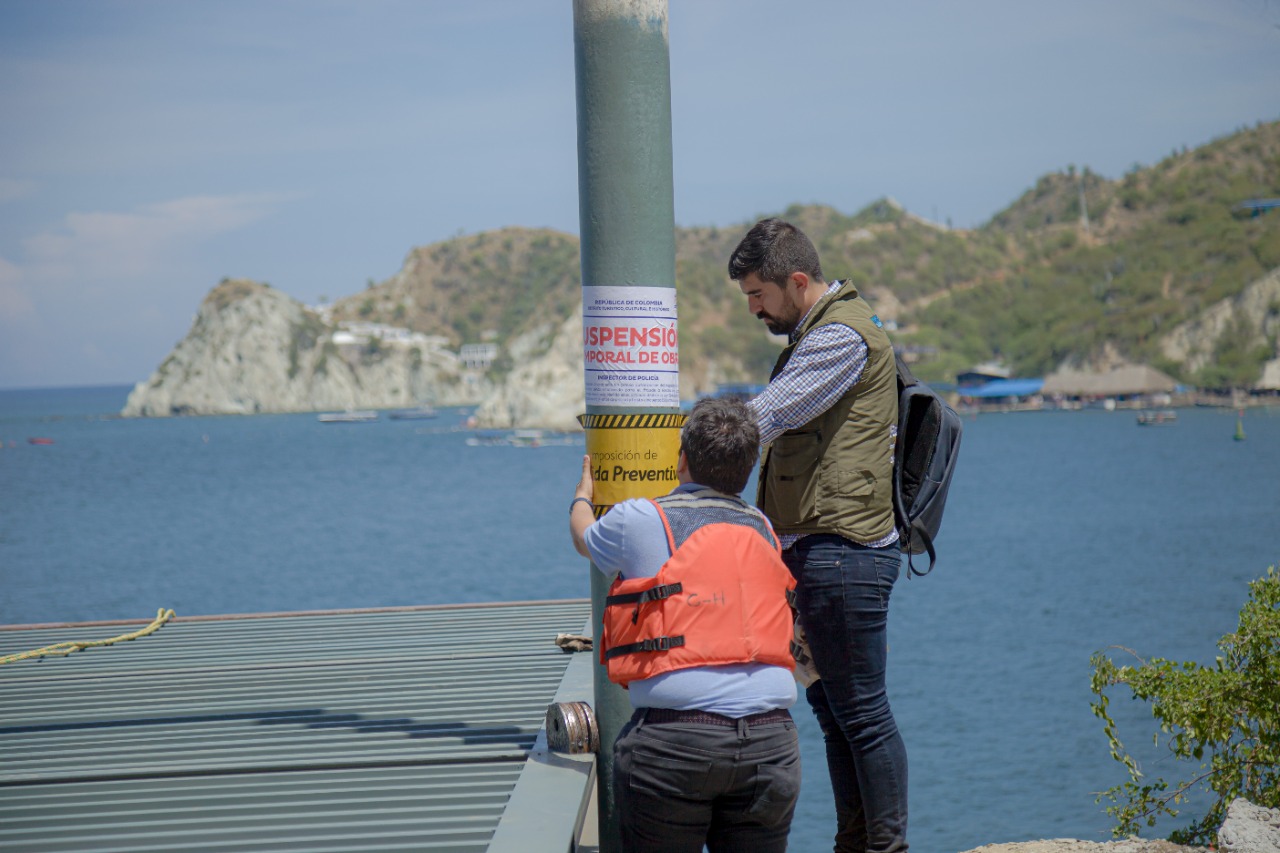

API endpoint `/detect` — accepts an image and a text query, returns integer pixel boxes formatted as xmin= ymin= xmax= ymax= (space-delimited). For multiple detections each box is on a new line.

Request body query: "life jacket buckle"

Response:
xmin=641 ymin=582 xmax=682 ymax=603
xmin=647 ymin=635 xmax=683 ymax=652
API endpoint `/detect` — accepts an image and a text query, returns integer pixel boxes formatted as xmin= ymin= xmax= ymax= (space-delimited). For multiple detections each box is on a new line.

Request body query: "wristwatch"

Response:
xmin=570 ymin=497 xmax=593 ymax=514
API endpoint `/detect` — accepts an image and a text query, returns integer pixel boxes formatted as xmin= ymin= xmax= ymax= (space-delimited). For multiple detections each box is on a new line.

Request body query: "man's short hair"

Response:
xmin=727 ymin=218 xmax=824 ymax=287
xmin=681 ymin=397 xmax=760 ymax=495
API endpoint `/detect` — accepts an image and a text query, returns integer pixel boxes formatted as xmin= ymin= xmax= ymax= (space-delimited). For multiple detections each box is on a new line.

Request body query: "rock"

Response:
xmin=121 ymin=279 xmax=487 ymax=417
xmin=958 ymin=840 xmax=1206 ymax=853
xmin=1219 ymin=798 xmax=1280 ymax=853
xmin=471 ymin=303 xmax=586 ymax=431
xmin=1160 ymin=267 xmax=1280 ymax=384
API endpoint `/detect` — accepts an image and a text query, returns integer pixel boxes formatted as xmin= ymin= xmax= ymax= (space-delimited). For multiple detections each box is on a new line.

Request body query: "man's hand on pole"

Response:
xmin=570 ymin=454 xmax=596 ymax=557
xmin=575 ymin=454 xmax=594 ymax=503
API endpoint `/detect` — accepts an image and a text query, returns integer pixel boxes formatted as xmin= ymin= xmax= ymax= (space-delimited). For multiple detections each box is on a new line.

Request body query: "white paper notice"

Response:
xmin=582 ymin=286 xmax=679 ymax=407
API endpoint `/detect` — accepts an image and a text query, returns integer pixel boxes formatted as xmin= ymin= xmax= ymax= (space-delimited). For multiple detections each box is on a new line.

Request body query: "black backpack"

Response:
xmin=892 ymin=353 xmax=963 ymax=577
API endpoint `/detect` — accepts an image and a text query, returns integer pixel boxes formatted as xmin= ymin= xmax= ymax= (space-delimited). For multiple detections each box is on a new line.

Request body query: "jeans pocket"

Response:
xmin=875 ymin=552 xmax=904 ymax=602
xmin=744 ymin=747 xmax=801 ymax=826
xmin=627 ymin=746 xmax=712 ymax=799
xmin=786 ymin=538 xmax=843 ymax=577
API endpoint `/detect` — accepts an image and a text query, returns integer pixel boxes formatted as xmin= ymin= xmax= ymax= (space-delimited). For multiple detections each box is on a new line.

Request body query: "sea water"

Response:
xmin=2 ymin=387 xmax=1278 ymax=851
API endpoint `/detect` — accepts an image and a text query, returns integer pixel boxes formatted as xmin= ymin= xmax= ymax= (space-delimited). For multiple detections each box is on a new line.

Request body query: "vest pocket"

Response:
xmin=817 ymin=467 xmax=877 ymax=517
xmin=765 ymin=431 xmax=820 ymax=526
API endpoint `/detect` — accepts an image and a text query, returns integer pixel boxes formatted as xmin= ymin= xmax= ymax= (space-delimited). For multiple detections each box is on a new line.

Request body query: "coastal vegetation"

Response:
xmin=1090 ymin=567 xmax=1280 ymax=845
xmin=330 ymin=119 xmax=1280 ymax=390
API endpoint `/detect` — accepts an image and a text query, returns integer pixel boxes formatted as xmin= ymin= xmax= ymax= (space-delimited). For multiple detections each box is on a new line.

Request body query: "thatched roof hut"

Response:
xmin=1041 ymin=364 xmax=1178 ymax=397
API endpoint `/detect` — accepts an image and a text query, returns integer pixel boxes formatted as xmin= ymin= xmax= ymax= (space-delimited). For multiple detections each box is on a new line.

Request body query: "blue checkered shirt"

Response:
xmin=748 ymin=281 xmax=899 ymax=550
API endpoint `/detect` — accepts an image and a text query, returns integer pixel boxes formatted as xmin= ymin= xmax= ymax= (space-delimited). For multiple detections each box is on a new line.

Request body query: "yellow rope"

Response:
xmin=0 ymin=608 xmax=176 ymax=665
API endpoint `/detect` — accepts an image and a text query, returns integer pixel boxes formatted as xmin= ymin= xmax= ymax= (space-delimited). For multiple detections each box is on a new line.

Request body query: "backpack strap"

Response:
xmin=896 ymin=353 xmax=942 ymax=578
xmin=904 ymin=529 xmax=936 ymax=578
xmin=895 ymin=350 xmax=919 ymax=388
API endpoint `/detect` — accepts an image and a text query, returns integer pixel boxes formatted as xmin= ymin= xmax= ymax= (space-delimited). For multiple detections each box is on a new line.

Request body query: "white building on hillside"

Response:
xmin=460 ymin=343 xmax=499 ymax=370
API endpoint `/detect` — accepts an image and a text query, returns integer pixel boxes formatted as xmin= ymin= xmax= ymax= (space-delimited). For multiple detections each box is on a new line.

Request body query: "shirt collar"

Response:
xmin=670 ymin=482 xmax=744 ymax=500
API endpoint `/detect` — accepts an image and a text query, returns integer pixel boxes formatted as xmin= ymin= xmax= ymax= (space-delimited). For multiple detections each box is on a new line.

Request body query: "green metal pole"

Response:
xmin=573 ymin=2 xmax=677 ymax=850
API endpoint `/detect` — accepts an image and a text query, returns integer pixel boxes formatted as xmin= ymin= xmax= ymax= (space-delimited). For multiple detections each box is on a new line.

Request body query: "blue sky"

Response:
xmin=1 ymin=0 xmax=1277 ymax=389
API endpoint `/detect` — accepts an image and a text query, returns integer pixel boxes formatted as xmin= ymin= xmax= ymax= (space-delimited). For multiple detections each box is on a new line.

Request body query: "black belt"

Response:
xmin=641 ymin=707 xmax=791 ymax=727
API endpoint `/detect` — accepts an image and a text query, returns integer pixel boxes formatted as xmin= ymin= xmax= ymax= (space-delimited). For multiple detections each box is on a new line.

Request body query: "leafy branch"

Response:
xmin=1089 ymin=566 xmax=1280 ymax=845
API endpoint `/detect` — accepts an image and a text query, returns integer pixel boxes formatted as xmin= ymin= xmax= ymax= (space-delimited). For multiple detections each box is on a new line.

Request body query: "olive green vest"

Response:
xmin=757 ymin=283 xmax=898 ymax=543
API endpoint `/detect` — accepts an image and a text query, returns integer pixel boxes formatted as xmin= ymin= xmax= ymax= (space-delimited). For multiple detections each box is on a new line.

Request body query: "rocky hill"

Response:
xmin=121 ymin=280 xmax=488 ymax=417
xmin=122 ymin=119 xmax=1280 ymax=424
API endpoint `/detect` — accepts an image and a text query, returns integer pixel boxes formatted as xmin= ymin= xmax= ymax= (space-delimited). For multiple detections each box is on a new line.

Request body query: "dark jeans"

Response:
xmin=613 ymin=709 xmax=801 ymax=853
xmin=783 ymin=534 xmax=909 ymax=853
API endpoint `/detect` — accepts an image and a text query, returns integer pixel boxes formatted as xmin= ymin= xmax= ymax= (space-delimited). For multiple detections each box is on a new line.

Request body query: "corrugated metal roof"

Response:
xmin=0 ymin=601 xmax=596 ymax=853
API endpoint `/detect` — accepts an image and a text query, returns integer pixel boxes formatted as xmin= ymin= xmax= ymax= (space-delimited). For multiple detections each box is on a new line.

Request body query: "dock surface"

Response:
xmin=1 ymin=600 xmax=595 ymax=852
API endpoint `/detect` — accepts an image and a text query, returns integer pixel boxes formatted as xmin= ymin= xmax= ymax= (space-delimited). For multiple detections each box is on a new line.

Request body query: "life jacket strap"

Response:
xmin=603 ymin=635 xmax=686 ymax=660
xmin=605 ymin=583 xmax=683 ymax=607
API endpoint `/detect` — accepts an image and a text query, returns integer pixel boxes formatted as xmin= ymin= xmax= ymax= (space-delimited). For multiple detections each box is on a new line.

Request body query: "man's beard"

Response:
xmin=758 ymin=308 xmax=798 ymax=336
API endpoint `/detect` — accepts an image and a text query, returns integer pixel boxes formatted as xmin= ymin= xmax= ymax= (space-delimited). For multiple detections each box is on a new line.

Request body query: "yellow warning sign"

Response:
xmin=578 ymin=413 xmax=686 ymax=513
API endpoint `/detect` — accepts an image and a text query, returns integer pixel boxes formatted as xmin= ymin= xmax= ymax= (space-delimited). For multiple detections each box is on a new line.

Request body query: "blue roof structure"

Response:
xmin=960 ymin=378 xmax=1044 ymax=398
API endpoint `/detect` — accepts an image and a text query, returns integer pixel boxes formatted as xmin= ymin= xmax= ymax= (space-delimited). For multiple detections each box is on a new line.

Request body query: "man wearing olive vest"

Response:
xmin=730 ymin=218 xmax=908 ymax=853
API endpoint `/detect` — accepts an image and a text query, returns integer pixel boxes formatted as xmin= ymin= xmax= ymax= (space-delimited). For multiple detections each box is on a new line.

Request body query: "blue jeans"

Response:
xmin=614 ymin=710 xmax=801 ymax=853
xmin=783 ymin=534 xmax=908 ymax=853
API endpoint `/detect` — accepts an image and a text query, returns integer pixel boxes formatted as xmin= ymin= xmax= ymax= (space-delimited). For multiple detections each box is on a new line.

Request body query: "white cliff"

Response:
xmin=470 ymin=302 xmax=586 ymax=431
xmin=1160 ymin=267 xmax=1280 ymax=388
xmin=121 ymin=279 xmax=488 ymax=417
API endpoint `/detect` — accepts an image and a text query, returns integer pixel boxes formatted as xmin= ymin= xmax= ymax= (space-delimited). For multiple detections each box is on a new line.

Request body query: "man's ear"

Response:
xmin=676 ymin=450 xmax=689 ymax=476
xmin=788 ymin=271 xmax=811 ymax=296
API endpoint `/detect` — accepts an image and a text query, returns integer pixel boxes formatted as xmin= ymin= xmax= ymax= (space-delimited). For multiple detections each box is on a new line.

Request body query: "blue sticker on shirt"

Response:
xmin=870 ymin=314 xmax=884 ymax=328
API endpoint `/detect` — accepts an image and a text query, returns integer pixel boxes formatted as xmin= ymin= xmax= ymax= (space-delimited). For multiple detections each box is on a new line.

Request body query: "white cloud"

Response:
xmin=0 ymin=193 xmax=290 ymax=387
xmin=23 ymin=193 xmax=285 ymax=284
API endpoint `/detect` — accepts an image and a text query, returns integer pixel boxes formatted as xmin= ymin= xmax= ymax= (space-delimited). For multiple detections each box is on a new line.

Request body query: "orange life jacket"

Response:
xmin=600 ymin=488 xmax=797 ymax=688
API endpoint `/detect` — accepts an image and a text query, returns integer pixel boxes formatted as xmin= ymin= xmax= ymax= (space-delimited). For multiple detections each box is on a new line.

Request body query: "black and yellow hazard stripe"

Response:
xmin=577 ymin=413 xmax=687 ymax=430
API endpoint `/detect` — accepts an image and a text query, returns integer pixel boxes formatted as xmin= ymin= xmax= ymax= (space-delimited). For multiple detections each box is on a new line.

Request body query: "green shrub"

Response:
xmin=1089 ymin=567 xmax=1280 ymax=845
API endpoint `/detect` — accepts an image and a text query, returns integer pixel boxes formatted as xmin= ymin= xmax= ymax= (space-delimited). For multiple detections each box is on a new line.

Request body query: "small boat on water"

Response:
xmin=317 ymin=410 xmax=378 ymax=423
xmin=388 ymin=405 xmax=438 ymax=420
xmin=509 ymin=429 xmax=547 ymax=448
xmin=1136 ymin=409 xmax=1177 ymax=426
xmin=465 ymin=429 xmax=582 ymax=448
xmin=27 ymin=437 xmax=55 ymax=445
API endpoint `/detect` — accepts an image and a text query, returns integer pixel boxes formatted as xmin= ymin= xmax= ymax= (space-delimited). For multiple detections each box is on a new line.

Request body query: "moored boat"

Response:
xmin=317 ymin=410 xmax=378 ymax=423
xmin=388 ymin=405 xmax=438 ymax=420
xmin=465 ymin=429 xmax=583 ymax=447
xmin=1136 ymin=409 xmax=1177 ymax=426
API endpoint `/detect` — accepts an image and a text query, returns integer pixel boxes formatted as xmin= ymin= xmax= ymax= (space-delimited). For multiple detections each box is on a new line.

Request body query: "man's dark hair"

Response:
xmin=681 ymin=397 xmax=760 ymax=495
xmin=727 ymin=218 xmax=824 ymax=286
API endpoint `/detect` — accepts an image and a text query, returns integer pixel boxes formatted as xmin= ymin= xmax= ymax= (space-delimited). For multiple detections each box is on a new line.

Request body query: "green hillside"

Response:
xmin=334 ymin=118 xmax=1280 ymax=390
xmin=925 ymin=119 xmax=1280 ymax=385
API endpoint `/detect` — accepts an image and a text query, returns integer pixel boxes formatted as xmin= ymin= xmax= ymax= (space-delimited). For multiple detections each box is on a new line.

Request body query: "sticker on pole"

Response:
xmin=578 ymin=413 xmax=686 ymax=513
xmin=582 ymin=286 xmax=679 ymax=407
